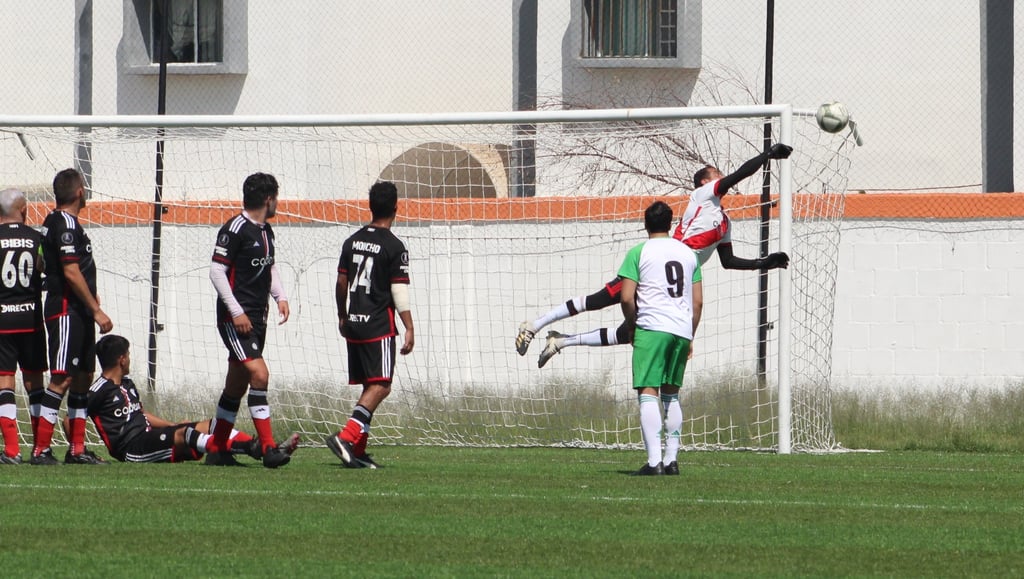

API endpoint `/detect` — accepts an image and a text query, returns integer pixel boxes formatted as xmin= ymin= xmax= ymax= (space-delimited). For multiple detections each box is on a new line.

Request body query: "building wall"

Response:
xmin=833 ymin=219 xmax=1024 ymax=390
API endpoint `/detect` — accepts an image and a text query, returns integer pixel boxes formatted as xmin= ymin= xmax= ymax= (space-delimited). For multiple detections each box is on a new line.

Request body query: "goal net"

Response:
xmin=0 ymin=106 xmax=853 ymax=452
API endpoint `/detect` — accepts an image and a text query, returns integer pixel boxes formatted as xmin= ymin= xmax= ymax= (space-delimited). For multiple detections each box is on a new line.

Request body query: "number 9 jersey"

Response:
xmin=338 ymin=225 xmax=410 ymax=342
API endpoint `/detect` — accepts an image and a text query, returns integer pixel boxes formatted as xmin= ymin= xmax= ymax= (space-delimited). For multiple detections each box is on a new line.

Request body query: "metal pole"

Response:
xmin=980 ymin=0 xmax=1014 ymax=192
xmin=777 ymin=107 xmax=794 ymax=455
xmin=74 ymin=1 xmax=93 ymax=188
xmin=757 ymin=0 xmax=775 ymax=387
xmin=147 ymin=0 xmax=169 ymax=390
xmin=512 ymin=0 xmax=537 ymax=198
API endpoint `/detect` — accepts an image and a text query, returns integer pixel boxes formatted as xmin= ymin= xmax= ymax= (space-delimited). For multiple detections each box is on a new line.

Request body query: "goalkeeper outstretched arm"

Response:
xmin=717 ymin=143 xmax=792 ymax=192
xmin=716 ymin=244 xmax=790 ymax=271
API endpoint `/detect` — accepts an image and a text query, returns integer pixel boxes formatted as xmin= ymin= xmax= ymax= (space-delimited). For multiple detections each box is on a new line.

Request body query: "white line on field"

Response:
xmin=0 ymin=482 xmax=1015 ymax=513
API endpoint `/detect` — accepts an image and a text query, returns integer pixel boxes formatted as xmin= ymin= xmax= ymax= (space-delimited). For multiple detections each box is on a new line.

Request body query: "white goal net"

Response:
xmin=0 ymin=106 xmax=853 ymax=452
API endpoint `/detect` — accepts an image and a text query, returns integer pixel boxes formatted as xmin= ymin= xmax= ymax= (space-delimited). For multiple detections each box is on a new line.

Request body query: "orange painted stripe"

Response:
xmin=24 ymin=193 xmax=1024 ymax=226
xmin=842 ymin=193 xmax=1024 ymax=219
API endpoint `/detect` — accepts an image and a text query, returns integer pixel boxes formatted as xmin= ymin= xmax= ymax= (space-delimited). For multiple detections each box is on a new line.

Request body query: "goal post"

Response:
xmin=0 ymin=105 xmax=853 ymax=453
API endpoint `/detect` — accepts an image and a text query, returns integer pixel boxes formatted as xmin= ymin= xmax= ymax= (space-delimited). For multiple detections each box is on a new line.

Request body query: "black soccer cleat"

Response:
xmin=29 ymin=449 xmax=60 ymax=466
xmin=205 ymin=451 xmax=244 ymax=466
xmin=352 ymin=453 xmax=380 ymax=469
xmin=233 ymin=439 xmax=263 ymax=461
xmin=325 ymin=434 xmax=357 ymax=467
xmin=0 ymin=453 xmax=22 ymax=465
xmin=261 ymin=446 xmax=291 ymax=469
xmin=664 ymin=461 xmax=679 ymax=476
xmin=65 ymin=449 xmax=110 ymax=465
xmin=630 ymin=462 xmax=665 ymax=476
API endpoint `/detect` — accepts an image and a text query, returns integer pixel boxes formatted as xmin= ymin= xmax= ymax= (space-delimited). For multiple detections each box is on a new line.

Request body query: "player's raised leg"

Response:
xmin=537 ymin=323 xmax=631 ymax=368
xmin=516 ymin=277 xmax=624 ymax=356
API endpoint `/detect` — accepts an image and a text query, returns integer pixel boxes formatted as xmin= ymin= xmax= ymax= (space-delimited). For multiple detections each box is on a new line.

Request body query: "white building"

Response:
xmin=0 ymin=1 xmax=1021 ymax=393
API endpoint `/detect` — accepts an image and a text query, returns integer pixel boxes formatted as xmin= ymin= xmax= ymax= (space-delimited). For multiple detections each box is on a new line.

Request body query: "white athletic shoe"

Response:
xmin=515 ymin=322 xmax=535 ymax=356
xmin=538 ymin=331 xmax=567 ymax=368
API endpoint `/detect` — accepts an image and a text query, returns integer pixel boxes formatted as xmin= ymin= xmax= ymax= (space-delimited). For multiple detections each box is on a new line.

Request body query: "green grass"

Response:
xmin=833 ymin=384 xmax=1024 ymax=452
xmin=2 ymin=447 xmax=1023 ymax=577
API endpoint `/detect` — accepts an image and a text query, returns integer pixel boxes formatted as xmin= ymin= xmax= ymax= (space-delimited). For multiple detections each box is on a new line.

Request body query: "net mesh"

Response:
xmin=0 ymin=109 xmax=853 ymax=451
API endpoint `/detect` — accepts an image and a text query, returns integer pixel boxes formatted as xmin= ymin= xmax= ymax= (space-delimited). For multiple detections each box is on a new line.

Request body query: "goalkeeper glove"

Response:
xmin=767 ymin=143 xmax=793 ymax=160
xmin=762 ymin=252 xmax=790 ymax=269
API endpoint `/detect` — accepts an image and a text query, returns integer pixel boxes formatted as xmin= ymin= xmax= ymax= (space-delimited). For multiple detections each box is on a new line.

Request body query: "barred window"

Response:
xmin=150 ymin=0 xmax=223 ymax=64
xmin=582 ymin=0 xmax=678 ymax=59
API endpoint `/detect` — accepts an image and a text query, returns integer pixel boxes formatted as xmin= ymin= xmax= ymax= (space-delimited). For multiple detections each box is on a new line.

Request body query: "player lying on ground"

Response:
xmin=515 ymin=143 xmax=792 ymax=368
xmin=86 ymin=334 xmax=299 ymax=463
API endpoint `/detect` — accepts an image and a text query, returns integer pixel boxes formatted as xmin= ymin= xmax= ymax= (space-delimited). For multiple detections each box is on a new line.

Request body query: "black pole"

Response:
xmin=980 ymin=0 xmax=1014 ymax=192
xmin=512 ymin=0 xmax=537 ymax=197
xmin=147 ymin=0 xmax=169 ymax=390
xmin=756 ymin=0 xmax=775 ymax=386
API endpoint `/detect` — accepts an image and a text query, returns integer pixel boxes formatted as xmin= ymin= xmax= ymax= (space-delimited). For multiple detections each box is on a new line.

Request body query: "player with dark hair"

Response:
xmin=31 ymin=168 xmax=113 ymax=465
xmin=86 ymin=334 xmax=287 ymax=463
xmin=619 ymin=201 xmax=703 ymax=475
xmin=326 ymin=181 xmax=414 ymax=469
xmin=515 ymin=143 xmax=793 ymax=368
xmin=0 ymin=189 xmax=46 ymax=464
xmin=208 ymin=172 xmax=296 ymax=467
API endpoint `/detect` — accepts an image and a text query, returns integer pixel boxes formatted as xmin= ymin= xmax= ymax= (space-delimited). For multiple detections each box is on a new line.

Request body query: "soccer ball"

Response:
xmin=815 ymin=102 xmax=850 ymax=134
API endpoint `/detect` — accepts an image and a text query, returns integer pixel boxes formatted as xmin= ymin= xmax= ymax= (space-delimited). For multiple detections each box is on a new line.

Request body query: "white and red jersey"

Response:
xmin=672 ymin=178 xmax=730 ymax=265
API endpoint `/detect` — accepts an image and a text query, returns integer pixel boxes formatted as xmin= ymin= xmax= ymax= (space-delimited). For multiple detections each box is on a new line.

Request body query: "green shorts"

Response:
xmin=631 ymin=327 xmax=691 ymax=389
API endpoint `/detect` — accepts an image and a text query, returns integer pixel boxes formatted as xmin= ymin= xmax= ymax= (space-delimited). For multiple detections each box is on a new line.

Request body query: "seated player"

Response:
xmin=515 ymin=143 xmax=793 ymax=368
xmin=87 ymin=334 xmax=299 ymax=464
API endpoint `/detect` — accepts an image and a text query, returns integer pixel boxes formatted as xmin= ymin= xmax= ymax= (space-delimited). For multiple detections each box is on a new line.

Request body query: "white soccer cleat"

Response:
xmin=538 ymin=331 xmax=567 ymax=368
xmin=515 ymin=322 xmax=536 ymax=356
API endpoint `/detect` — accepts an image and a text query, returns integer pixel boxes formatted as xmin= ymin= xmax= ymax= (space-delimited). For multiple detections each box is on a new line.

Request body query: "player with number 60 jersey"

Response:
xmin=0 ymin=188 xmax=46 ymax=464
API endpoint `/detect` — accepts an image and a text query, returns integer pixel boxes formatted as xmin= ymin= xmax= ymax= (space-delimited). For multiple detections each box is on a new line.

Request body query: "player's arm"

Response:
xmin=143 ymin=412 xmax=176 ymax=428
xmin=335 ymin=272 xmax=348 ymax=336
xmin=392 ymin=283 xmax=414 ymax=355
xmin=717 ymin=143 xmax=793 ymax=192
xmin=619 ymin=277 xmax=638 ymax=343
xmin=62 ymin=262 xmax=112 ymax=333
xmin=692 ymin=279 xmax=703 ymax=336
xmin=209 ymin=262 xmax=251 ymax=334
xmin=270 ymin=263 xmax=289 ymax=324
xmin=716 ymin=243 xmax=790 ymax=270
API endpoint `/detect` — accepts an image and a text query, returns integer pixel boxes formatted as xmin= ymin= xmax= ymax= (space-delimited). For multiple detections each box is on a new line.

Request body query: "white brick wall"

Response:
xmin=833 ymin=220 xmax=1023 ymax=389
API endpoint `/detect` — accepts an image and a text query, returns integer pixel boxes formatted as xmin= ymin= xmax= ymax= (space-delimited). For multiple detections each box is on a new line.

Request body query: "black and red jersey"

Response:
xmin=0 ymin=222 xmax=43 ymax=333
xmin=338 ymin=225 xmax=410 ymax=342
xmin=87 ymin=375 xmax=150 ymax=458
xmin=211 ymin=214 xmax=277 ymax=322
xmin=41 ymin=210 xmax=97 ymax=319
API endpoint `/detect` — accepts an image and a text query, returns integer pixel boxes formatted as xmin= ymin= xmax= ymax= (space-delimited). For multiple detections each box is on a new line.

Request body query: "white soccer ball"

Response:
xmin=815 ymin=102 xmax=850 ymax=134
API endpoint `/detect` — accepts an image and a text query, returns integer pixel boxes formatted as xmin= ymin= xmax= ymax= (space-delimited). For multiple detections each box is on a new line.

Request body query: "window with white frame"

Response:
xmin=150 ymin=0 xmax=223 ymax=63
xmin=123 ymin=0 xmax=246 ymax=74
xmin=582 ymin=0 xmax=677 ymax=59
xmin=574 ymin=0 xmax=700 ymax=69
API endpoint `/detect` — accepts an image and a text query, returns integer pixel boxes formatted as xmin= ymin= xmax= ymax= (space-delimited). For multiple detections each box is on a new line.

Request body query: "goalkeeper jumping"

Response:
xmin=516 ymin=143 xmax=793 ymax=368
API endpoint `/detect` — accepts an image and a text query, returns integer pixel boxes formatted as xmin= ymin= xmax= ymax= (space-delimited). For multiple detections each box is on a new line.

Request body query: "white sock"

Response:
xmin=566 ymin=327 xmax=620 ymax=347
xmin=662 ymin=393 xmax=682 ymax=464
xmin=638 ymin=394 xmax=662 ymax=467
xmin=532 ymin=298 xmax=583 ymax=333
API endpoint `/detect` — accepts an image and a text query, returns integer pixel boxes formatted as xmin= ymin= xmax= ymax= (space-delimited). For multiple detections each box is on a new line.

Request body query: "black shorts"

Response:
xmin=116 ymin=422 xmax=200 ymax=463
xmin=46 ymin=310 xmax=96 ymax=376
xmin=218 ymin=319 xmax=267 ymax=363
xmin=0 ymin=329 xmax=48 ymax=375
xmin=346 ymin=336 xmax=396 ymax=385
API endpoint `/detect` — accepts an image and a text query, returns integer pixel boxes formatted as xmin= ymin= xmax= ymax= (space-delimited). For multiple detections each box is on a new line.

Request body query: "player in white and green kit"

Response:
xmin=618 ymin=201 xmax=703 ymax=476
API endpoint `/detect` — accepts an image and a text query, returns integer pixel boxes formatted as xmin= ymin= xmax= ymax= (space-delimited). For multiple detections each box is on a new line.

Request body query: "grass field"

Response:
xmin=2 ymin=447 xmax=1022 ymax=577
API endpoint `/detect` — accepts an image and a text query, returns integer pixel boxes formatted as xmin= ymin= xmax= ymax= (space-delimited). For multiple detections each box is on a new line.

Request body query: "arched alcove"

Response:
xmin=379 ymin=142 xmax=510 ymax=198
